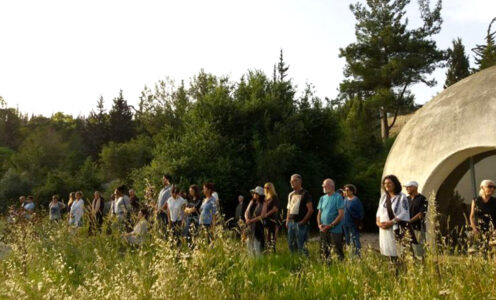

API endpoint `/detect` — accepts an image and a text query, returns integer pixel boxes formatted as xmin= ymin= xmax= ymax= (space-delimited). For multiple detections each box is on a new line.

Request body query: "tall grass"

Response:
xmin=0 ymin=214 xmax=495 ymax=299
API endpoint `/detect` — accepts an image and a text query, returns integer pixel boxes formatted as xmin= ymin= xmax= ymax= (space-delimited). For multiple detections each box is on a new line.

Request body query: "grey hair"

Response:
xmin=291 ymin=174 xmax=303 ymax=181
xmin=479 ymin=179 xmax=496 ymax=197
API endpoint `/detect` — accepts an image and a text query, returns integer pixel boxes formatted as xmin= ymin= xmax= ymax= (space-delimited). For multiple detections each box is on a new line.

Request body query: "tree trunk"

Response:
xmin=380 ymin=107 xmax=389 ymax=143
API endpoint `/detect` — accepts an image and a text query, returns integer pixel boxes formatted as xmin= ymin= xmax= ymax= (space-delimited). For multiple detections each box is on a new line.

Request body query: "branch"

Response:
xmin=388 ymin=81 xmax=410 ymax=131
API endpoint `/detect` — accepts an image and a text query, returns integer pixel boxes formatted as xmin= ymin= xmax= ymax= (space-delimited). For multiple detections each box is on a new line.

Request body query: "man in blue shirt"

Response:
xmin=317 ymin=178 xmax=344 ymax=261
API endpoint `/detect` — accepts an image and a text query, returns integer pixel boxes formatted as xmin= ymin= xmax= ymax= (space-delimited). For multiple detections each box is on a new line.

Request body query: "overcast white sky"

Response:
xmin=0 ymin=0 xmax=495 ymax=116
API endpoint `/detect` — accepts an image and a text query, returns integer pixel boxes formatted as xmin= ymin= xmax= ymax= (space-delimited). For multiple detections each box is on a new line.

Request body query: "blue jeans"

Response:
xmin=343 ymin=224 xmax=361 ymax=256
xmin=287 ymin=221 xmax=308 ymax=255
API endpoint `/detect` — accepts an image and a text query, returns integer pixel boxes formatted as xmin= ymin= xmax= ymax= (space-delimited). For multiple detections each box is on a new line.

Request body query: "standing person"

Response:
xmin=183 ymin=185 xmax=203 ymax=240
xmin=286 ymin=174 xmax=313 ymax=255
xmin=167 ymin=185 xmax=187 ymax=245
xmin=157 ymin=174 xmax=172 ymax=236
xmin=200 ymin=182 xmax=217 ymax=243
xmin=404 ymin=181 xmax=428 ymax=258
xmin=113 ymin=186 xmax=130 ymax=232
xmin=262 ymin=182 xmax=280 ymax=253
xmin=470 ymin=179 xmax=496 ymax=253
xmin=67 ymin=192 xmax=75 ymax=223
xmin=234 ymin=195 xmax=245 ymax=223
xmin=245 ymin=186 xmax=265 ymax=257
xmin=49 ymin=195 xmax=66 ymax=222
xmin=317 ymin=179 xmax=345 ymax=262
xmin=343 ymin=184 xmax=364 ymax=256
xmin=90 ymin=191 xmax=105 ymax=234
xmin=69 ymin=191 xmax=85 ymax=227
xmin=376 ymin=175 xmax=411 ymax=260
xmin=22 ymin=196 xmax=36 ymax=219
xmin=129 ymin=189 xmax=140 ymax=215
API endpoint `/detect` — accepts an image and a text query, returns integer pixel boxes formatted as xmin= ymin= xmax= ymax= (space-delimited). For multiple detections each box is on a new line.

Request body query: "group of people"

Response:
xmin=236 ymin=174 xmax=366 ymax=260
xmin=10 ymin=172 xmax=496 ymax=260
xmin=11 ymin=174 xmax=220 ymax=246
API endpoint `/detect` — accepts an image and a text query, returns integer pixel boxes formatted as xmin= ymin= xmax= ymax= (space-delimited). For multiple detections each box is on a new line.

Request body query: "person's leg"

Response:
xmin=320 ymin=231 xmax=330 ymax=261
xmin=351 ymin=225 xmax=361 ymax=256
xmin=331 ymin=232 xmax=344 ymax=261
xmin=343 ymin=225 xmax=351 ymax=246
xmin=287 ymin=221 xmax=297 ymax=253
xmin=296 ymin=223 xmax=309 ymax=256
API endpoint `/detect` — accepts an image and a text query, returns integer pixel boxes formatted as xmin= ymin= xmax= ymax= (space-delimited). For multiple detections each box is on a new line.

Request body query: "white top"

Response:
xmin=114 ymin=196 xmax=128 ymax=218
xmin=167 ymin=196 xmax=187 ymax=222
xmin=70 ymin=199 xmax=84 ymax=225
xmin=376 ymin=192 xmax=410 ymax=256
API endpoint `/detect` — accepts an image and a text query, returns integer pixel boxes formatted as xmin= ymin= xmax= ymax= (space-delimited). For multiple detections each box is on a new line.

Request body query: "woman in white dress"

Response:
xmin=69 ymin=191 xmax=85 ymax=227
xmin=376 ymin=175 xmax=410 ymax=259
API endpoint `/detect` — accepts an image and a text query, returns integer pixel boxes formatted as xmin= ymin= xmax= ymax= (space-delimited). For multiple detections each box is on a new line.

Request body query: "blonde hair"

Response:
xmin=264 ymin=182 xmax=278 ymax=200
xmin=479 ymin=179 xmax=496 ymax=197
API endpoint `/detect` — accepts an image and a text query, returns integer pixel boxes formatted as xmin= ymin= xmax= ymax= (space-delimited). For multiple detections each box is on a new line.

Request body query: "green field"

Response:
xmin=0 ymin=218 xmax=495 ymax=299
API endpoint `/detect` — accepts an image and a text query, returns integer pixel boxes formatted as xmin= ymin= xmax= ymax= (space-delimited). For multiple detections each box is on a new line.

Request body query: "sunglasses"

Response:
xmin=488 ymin=185 xmax=496 ymax=189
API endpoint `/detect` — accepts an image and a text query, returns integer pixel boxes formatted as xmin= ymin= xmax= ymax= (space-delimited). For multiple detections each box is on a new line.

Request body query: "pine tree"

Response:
xmin=444 ymin=38 xmax=470 ymax=88
xmin=109 ymin=90 xmax=135 ymax=143
xmin=338 ymin=0 xmax=445 ymax=142
xmin=84 ymin=96 xmax=109 ymax=157
xmin=472 ymin=17 xmax=496 ymax=71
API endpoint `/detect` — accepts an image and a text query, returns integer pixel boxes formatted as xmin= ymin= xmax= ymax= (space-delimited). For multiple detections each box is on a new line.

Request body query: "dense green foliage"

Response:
xmin=338 ymin=0 xmax=445 ymax=141
xmin=472 ymin=17 xmax=496 ymax=71
xmin=444 ymin=38 xmax=471 ymax=88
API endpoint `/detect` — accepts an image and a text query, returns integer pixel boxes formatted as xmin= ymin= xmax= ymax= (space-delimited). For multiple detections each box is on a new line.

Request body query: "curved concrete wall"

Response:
xmin=383 ymin=66 xmax=496 ymax=196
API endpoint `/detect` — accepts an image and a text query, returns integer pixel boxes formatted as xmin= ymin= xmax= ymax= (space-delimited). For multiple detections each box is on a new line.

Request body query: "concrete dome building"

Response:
xmin=383 ymin=66 xmax=496 ymax=233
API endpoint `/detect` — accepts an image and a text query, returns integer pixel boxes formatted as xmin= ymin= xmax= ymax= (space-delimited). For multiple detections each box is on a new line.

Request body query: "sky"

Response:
xmin=0 ymin=0 xmax=495 ymax=116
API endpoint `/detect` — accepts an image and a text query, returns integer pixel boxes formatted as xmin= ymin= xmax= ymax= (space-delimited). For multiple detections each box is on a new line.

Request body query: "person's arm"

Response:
xmin=298 ymin=202 xmax=314 ymax=225
xmin=409 ymin=212 xmax=424 ymax=223
xmin=376 ymin=216 xmax=381 ymax=228
xmin=245 ymin=201 xmax=253 ymax=224
xmin=331 ymin=209 xmax=344 ymax=228
xmin=470 ymin=199 xmax=478 ymax=234
xmin=167 ymin=202 xmax=172 ymax=226
xmin=317 ymin=210 xmax=324 ymax=231
xmin=261 ymin=201 xmax=268 ymax=219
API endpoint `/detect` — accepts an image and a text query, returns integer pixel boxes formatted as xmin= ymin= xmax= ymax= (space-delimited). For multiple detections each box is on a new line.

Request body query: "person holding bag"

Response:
xmin=376 ymin=175 xmax=413 ymax=260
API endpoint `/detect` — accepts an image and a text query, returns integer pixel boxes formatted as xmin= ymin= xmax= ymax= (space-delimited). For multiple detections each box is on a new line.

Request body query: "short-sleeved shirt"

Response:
xmin=287 ymin=189 xmax=312 ymax=223
xmin=167 ymin=196 xmax=187 ymax=222
xmin=186 ymin=198 xmax=202 ymax=218
xmin=157 ymin=185 xmax=172 ymax=212
xmin=200 ymin=197 xmax=217 ymax=225
xmin=49 ymin=202 xmax=63 ymax=220
xmin=317 ymin=192 xmax=344 ymax=233
xmin=408 ymin=194 xmax=428 ymax=230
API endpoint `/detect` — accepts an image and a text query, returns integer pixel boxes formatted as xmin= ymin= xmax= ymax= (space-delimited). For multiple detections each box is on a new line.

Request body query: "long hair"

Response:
xmin=189 ymin=184 xmax=201 ymax=200
xmin=264 ymin=182 xmax=278 ymax=200
xmin=382 ymin=175 xmax=402 ymax=195
xmin=68 ymin=192 xmax=75 ymax=206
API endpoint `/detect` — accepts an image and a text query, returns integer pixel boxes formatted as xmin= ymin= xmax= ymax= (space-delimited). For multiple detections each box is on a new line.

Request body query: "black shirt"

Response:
xmin=264 ymin=196 xmax=280 ymax=223
xmin=287 ymin=189 xmax=312 ymax=223
xmin=474 ymin=196 xmax=496 ymax=232
xmin=408 ymin=194 xmax=427 ymax=230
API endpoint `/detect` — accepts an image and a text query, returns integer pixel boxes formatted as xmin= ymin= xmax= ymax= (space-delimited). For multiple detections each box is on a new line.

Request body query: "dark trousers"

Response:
xmin=320 ymin=231 xmax=344 ymax=262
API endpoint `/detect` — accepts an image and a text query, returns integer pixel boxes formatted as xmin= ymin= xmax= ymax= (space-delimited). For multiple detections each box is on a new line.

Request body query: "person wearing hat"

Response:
xmin=404 ymin=181 xmax=427 ymax=258
xmin=244 ymin=186 xmax=266 ymax=256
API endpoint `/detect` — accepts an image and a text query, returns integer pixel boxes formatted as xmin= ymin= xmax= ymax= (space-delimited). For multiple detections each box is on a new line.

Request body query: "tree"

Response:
xmin=444 ymin=38 xmax=470 ymax=88
xmin=84 ymin=96 xmax=109 ymax=157
xmin=109 ymin=90 xmax=135 ymax=143
xmin=338 ymin=0 xmax=445 ymax=142
xmin=472 ymin=17 xmax=496 ymax=71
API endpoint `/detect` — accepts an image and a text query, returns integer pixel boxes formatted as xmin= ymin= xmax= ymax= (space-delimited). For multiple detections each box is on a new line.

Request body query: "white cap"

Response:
xmin=403 ymin=181 xmax=418 ymax=187
xmin=250 ymin=186 xmax=264 ymax=196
